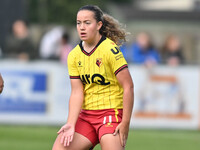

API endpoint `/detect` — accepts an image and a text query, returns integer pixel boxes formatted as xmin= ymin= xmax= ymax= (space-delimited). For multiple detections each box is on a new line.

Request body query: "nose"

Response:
xmin=80 ymin=23 xmax=85 ymax=30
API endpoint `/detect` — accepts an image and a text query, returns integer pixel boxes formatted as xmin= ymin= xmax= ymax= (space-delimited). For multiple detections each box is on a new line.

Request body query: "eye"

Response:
xmin=77 ymin=22 xmax=81 ymax=25
xmin=85 ymin=22 xmax=90 ymax=24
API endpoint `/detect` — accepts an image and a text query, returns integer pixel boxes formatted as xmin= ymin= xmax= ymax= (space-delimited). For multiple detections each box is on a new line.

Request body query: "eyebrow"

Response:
xmin=77 ymin=20 xmax=91 ymax=22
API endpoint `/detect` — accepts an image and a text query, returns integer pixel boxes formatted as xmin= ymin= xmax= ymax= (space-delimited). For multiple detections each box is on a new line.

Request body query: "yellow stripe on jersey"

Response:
xmin=67 ymin=36 xmax=128 ymax=110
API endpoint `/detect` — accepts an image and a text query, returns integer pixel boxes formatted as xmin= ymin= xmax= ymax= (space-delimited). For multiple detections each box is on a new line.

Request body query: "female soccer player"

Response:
xmin=0 ymin=74 xmax=4 ymax=94
xmin=52 ymin=5 xmax=134 ymax=150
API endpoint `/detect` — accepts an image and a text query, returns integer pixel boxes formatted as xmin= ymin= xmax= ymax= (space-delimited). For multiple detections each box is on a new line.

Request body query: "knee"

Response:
xmin=52 ymin=134 xmax=67 ymax=150
xmin=52 ymin=144 xmax=67 ymax=150
xmin=52 ymin=142 xmax=60 ymax=150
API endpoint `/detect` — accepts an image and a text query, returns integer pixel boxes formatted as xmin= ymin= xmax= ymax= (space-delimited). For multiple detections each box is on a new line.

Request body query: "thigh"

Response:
xmin=100 ymin=134 xmax=124 ymax=150
xmin=75 ymin=117 xmax=99 ymax=147
xmin=52 ymin=132 xmax=93 ymax=150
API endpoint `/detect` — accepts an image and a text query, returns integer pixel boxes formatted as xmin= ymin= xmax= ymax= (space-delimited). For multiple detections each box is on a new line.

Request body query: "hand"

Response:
xmin=57 ymin=124 xmax=75 ymax=147
xmin=113 ymin=122 xmax=129 ymax=147
xmin=0 ymin=74 xmax=4 ymax=94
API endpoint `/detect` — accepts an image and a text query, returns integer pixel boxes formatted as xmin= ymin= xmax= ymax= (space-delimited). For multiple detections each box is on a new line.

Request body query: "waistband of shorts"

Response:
xmin=80 ymin=109 xmax=123 ymax=116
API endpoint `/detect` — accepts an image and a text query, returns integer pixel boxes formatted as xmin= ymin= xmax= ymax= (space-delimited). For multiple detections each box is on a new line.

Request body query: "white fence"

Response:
xmin=0 ymin=60 xmax=199 ymax=129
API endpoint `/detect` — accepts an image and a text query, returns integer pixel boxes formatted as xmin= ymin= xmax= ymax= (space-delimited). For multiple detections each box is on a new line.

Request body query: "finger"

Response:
xmin=69 ymin=135 xmax=73 ymax=142
xmin=119 ymin=132 xmax=124 ymax=147
xmin=123 ymin=135 xmax=126 ymax=147
xmin=60 ymin=134 xmax=65 ymax=144
xmin=67 ymin=136 xmax=70 ymax=146
xmin=64 ymin=137 xmax=68 ymax=147
xmin=57 ymin=127 xmax=64 ymax=134
xmin=113 ymin=127 xmax=119 ymax=136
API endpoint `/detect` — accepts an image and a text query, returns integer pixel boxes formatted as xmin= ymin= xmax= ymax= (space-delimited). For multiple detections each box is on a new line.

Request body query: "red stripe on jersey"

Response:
xmin=81 ymin=48 xmax=96 ymax=56
xmin=114 ymin=64 xmax=128 ymax=75
xmin=81 ymin=49 xmax=88 ymax=55
xmin=70 ymin=76 xmax=80 ymax=79
xmin=88 ymin=48 xmax=96 ymax=56
xmin=79 ymin=36 xmax=106 ymax=56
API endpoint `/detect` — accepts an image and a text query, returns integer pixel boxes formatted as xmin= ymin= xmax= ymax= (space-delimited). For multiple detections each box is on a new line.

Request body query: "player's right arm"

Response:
xmin=57 ymin=49 xmax=84 ymax=147
xmin=57 ymin=79 xmax=84 ymax=147
xmin=67 ymin=79 xmax=84 ymax=126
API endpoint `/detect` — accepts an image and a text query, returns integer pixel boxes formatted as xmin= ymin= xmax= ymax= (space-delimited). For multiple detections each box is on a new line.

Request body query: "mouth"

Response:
xmin=80 ymin=32 xmax=86 ymax=37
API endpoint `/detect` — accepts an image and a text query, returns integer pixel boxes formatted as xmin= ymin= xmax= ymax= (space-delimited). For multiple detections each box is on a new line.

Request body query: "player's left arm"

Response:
xmin=113 ymin=68 xmax=134 ymax=147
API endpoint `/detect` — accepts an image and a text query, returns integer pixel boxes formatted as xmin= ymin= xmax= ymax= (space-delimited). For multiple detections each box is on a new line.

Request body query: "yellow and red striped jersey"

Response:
xmin=67 ymin=36 xmax=128 ymax=110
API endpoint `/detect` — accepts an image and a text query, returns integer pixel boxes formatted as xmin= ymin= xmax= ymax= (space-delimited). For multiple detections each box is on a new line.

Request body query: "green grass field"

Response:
xmin=0 ymin=125 xmax=199 ymax=150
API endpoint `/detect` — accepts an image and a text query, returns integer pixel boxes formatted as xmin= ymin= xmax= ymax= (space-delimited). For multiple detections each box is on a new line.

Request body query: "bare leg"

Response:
xmin=100 ymin=134 xmax=124 ymax=150
xmin=52 ymin=132 xmax=93 ymax=150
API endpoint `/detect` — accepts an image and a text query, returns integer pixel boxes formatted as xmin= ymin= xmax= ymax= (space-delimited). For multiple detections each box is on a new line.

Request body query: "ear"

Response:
xmin=97 ymin=21 xmax=103 ymax=31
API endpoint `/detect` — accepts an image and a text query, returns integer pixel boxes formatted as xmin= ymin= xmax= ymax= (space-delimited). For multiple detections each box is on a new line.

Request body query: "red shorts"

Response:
xmin=75 ymin=109 xmax=123 ymax=147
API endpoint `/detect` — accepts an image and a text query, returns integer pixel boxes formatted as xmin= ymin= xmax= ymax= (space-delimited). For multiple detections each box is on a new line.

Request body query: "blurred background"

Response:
xmin=0 ymin=0 xmax=200 ymax=150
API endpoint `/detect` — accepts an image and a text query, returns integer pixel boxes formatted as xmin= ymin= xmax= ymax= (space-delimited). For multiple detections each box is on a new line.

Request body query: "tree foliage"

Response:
xmin=28 ymin=0 xmax=107 ymax=25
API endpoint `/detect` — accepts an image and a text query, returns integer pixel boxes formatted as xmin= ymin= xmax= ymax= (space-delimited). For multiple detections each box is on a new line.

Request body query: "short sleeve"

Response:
xmin=67 ymin=51 xmax=80 ymax=79
xmin=109 ymin=46 xmax=128 ymax=76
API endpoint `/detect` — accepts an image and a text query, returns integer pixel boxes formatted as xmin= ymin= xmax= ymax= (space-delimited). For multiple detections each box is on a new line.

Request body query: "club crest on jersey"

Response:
xmin=96 ymin=58 xmax=102 ymax=67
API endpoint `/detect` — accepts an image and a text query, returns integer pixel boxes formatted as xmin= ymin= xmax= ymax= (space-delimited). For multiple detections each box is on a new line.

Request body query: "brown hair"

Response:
xmin=78 ymin=5 xmax=127 ymax=46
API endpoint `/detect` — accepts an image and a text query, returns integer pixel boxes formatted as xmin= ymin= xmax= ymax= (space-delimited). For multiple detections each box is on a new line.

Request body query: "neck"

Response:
xmin=83 ymin=34 xmax=102 ymax=53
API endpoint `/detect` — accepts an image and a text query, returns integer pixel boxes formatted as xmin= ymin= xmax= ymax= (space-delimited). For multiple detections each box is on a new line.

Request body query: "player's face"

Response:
xmin=77 ymin=10 xmax=102 ymax=43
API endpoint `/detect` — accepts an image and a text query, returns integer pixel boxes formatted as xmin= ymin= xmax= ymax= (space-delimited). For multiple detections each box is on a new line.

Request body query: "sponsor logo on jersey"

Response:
xmin=78 ymin=61 xmax=83 ymax=67
xmin=81 ymin=74 xmax=110 ymax=85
